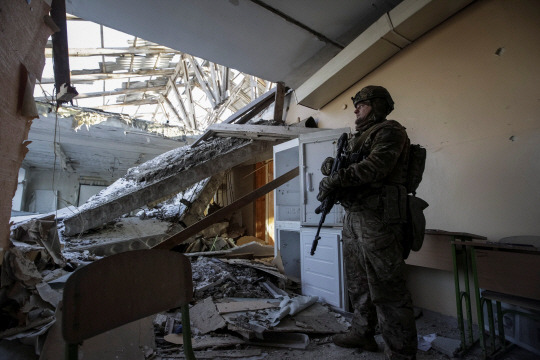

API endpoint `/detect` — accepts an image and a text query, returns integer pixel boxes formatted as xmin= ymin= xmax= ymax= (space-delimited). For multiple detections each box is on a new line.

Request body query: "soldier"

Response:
xmin=317 ymin=85 xmax=417 ymax=360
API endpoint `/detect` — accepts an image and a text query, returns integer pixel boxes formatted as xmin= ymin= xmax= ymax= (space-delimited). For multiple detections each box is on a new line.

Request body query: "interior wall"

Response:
xmin=286 ymin=0 xmax=540 ymax=316
xmin=288 ymin=0 xmax=540 ymax=242
xmin=0 ymin=0 xmax=54 ymax=254
xmin=24 ymin=169 xmax=81 ymax=213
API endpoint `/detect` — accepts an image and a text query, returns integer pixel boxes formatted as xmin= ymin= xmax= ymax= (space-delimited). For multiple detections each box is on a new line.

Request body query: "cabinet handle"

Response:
xmin=307 ymin=172 xmax=314 ymax=192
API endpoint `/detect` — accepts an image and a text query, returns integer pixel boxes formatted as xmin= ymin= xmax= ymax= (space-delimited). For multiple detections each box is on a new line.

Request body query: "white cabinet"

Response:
xmin=273 ymin=139 xmax=300 ymax=223
xmin=300 ymin=227 xmax=346 ymax=309
xmin=273 ymin=131 xmax=349 ymax=311
xmin=273 ymin=139 xmax=302 ymax=280
xmin=298 ymin=128 xmax=349 ymax=227
xmin=275 ymin=222 xmax=301 ymax=281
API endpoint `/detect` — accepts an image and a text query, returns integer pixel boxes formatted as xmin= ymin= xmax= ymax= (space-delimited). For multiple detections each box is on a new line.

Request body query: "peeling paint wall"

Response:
xmin=24 ymin=169 xmax=82 ymax=213
xmin=0 ymin=0 xmax=55 ymax=255
xmin=286 ymin=0 xmax=540 ymax=316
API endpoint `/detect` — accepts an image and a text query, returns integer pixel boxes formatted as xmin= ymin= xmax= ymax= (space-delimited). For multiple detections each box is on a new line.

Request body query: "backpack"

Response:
xmin=357 ymin=121 xmax=429 ymax=258
xmin=403 ymin=143 xmax=428 ymax=258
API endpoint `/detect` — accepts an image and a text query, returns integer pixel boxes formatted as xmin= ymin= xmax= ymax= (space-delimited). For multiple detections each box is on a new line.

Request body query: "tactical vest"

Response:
xmin=345 ymin=120 xmax=429 ymax=258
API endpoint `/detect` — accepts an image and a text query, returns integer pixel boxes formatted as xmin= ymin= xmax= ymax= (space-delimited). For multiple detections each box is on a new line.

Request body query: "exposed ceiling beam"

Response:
xmin=161 ymin=95 xmax=188 ymax=129
xmin=181 ymin=55 xmax=197 ymax=130
xmin=44 ymin=46 xmax=180 ymax=57
xmin=188 ymin=55 xmax=217 ymax=108
xmin=36 ymin=84 xmax=166 ymax=101
xmin=94 ymin=98 xmax=159 ymax=110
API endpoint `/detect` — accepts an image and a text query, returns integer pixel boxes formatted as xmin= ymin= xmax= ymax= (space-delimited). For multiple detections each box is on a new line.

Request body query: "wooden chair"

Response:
xmin=62 ymin=249 xmax=195 ymax=359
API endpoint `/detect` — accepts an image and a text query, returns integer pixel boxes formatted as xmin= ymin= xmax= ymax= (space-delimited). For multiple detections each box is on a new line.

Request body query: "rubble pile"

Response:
xmin=191 ymin=256 xmax=279 ymax=301
xmin=75 ymin=136 xmax=250 ymax=214
xmin=0 ymin=245 xmax=61 ymax=342
xmin=149 ymin=254 xmax=350 ymax=358
xmin=126 ymin=137 xmax=250 ymax=184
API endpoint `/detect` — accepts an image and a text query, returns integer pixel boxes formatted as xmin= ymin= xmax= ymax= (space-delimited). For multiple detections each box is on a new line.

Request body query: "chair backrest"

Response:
xmin=62 ymin=249 xmax=193 ymax=344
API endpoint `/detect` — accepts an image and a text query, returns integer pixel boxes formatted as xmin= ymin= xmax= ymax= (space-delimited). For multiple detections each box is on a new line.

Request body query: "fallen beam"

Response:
xmin=62 ymin=140 xmax=274 ymax=236
xmin=153 ymin=167 xmax=299 ymax=249
xmin=203 ymin=123 xmax=322 ymax=141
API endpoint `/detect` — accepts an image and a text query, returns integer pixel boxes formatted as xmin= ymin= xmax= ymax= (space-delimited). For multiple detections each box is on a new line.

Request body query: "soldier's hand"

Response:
xmin=316 ymin=173 xmax=340 ymax=202
xmin=320 ymin=157 xmax=334 ymax=176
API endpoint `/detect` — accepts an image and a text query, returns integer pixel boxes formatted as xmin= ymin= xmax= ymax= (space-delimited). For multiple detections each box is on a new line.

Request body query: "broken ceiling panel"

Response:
xmin=37 ymin=18 xmax=275 ymax=133
xmin=23 ymin=103 xmax=187 ymax=177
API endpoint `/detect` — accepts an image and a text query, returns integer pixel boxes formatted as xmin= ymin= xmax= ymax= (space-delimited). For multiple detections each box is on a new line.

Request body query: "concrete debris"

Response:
xmin=216 ymin=299 xmax=280 ymax=314
xmin=62 ymin=137 xmax=272 ymax=236
xmin=191 ymin=257 xmax=274 ymax=301
xmin=220 ymin=258 xmax=288 ymax=281
xmin=35 ymin=282 xmax=61 ymax=308
xmin=0 ymin=248 xmax=59 ymax=342
xmin=417 ymin=333 xmax=437 ymax=351
xmin=10 ymin=217 xmax=65 ymax=266
xmin=1 ymin=120 xmax=351 ymax=357
xmin=189 ymin=297 xmax=227 ymax=334
xmin=62 ymin=217 xmax=176 ymax=257
xmin=162 ymin=333 xmax=245 ymax=349
xmin=431 ymin=335 xmax=462 ymax=357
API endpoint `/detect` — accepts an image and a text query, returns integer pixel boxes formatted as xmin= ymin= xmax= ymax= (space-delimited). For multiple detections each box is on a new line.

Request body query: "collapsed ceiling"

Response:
xmin=36 ymin=15 xmax=275 ymax=134
xmin=63 ymin=0 xmax=404 ymax=90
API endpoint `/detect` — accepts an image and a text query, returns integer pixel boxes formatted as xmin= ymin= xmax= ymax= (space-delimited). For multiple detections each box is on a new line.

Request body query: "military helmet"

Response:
xmin=351 ymin=85 xmax=394 ymax=114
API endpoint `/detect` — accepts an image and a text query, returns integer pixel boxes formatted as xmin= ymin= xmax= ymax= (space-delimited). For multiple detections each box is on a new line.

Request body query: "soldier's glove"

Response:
xmin=316 ymin=173 xmax=340 ymax=202
xmin=320 ymin=157 xmax=334 ymax=176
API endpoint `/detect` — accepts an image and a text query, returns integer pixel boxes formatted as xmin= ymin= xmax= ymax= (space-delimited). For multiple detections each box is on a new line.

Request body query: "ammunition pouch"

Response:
xmin=382 ymin=184 xmax=408 ymax=224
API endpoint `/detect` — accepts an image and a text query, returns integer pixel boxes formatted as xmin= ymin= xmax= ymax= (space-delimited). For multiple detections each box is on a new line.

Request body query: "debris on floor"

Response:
xmin=3 ymin=123 xmax=538 ymax=359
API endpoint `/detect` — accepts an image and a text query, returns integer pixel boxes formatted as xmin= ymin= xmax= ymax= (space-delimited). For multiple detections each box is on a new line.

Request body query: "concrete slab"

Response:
xmin=63 ymin=139 xmax=272 ymax=236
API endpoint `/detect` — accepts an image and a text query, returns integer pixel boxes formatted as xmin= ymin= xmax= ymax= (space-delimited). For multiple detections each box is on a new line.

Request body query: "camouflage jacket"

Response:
xmin=336 ymin=118 xmax=409 ymax=211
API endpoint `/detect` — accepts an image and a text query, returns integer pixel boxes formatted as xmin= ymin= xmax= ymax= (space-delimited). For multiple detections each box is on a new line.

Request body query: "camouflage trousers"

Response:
xmin=343 ymin=209 xmax=417 ymax=359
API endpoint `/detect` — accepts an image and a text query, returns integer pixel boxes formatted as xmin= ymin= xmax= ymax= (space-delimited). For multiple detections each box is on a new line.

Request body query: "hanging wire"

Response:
xmin=51 ymin=91 xmax=86 ymax=242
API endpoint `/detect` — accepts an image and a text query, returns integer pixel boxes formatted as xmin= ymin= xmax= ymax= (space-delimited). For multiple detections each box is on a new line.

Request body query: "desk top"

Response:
xmin=451 ymin=239 xmax=540 ymax=254
xmin=463 ymin=241 xmax=540 ymax=301
xmin=426 ymin=229 xmax=487 ymax=240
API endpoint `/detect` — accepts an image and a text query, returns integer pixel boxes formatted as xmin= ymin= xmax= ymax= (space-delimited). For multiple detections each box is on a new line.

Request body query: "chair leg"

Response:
xmin=181 ymin=304 xmax=196 ymax=360
xmin=65 ymin=343 xmax=78 ymax=360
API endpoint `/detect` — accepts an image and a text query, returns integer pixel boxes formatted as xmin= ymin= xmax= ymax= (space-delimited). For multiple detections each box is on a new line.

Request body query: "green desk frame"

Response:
xmin=446 ymin=231 xmax=487 ymax=355
xmin=452 ymin=239 xmax=540 ymax=358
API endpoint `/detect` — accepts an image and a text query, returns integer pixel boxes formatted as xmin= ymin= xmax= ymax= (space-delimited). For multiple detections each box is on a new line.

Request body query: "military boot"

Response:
xmin=332 ymin=332 xmax=379 ymax=351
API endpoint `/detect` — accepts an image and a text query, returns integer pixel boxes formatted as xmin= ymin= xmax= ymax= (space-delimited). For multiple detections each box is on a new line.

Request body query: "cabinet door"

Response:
xmin=273 ymin=139 xmax=300 ymax=222
xmin=299 ymin=129 xmax=349 ymax=226
xmin=300 ymin=227 xmax=345 ymax=309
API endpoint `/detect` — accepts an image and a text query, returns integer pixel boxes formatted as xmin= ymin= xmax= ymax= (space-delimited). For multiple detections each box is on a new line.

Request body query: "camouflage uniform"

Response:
xmin=319 ymin=87 xmax=417 ymax=359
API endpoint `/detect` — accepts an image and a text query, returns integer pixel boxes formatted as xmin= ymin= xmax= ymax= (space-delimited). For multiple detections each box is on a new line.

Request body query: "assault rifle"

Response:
xmin=310 ymin=132 xmax=349 ymax=256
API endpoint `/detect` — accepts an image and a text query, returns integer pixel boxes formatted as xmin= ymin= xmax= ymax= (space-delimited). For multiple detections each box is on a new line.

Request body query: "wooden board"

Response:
xmin=475 ymin=249 xmax=540 ymax=301
xmin=164 ymin=334 xmax=245 ymax=349
xmin=153 ymin=167 xmax=298 ymax=249
xmin=216 ymin=300 xmax=279 ymax=314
